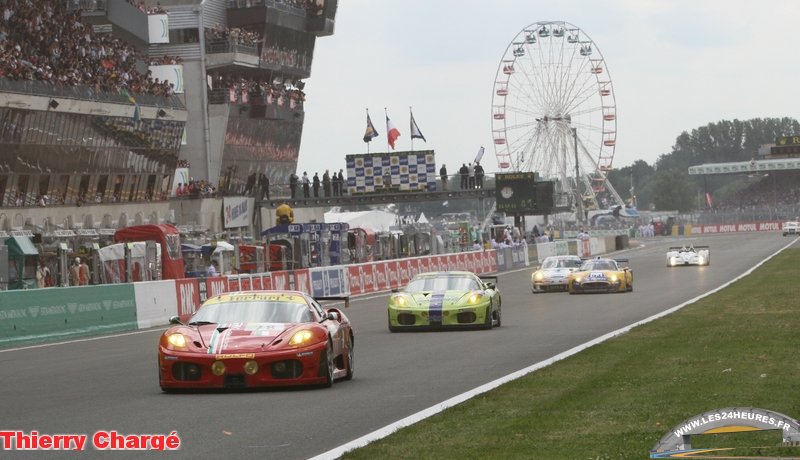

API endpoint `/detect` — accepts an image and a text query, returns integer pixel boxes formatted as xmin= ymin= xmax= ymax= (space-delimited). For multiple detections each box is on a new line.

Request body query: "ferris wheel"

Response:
xmin=491 ymin=21 xmax=623 ymax=211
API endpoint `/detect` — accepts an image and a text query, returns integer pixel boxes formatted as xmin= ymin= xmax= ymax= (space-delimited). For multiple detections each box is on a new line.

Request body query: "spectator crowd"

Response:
xmin=0 ymin=0 xmax=174 ymax=97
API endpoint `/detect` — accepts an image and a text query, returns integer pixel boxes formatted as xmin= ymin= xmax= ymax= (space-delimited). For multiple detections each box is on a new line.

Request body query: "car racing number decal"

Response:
xmin=428 ymin=292 xmax=445 ymax=325
xmin=588 ymin=271 xmax=607 ymax=280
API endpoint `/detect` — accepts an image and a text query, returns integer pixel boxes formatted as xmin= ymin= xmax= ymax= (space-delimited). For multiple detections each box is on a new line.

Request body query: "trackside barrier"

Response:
xmin=0 ymin=284 xmax=137 ymax=347
xmin=693 ymin=221 xmax=783 ymax=234
xmin=1 ymin=248 xmax=510 ymax=347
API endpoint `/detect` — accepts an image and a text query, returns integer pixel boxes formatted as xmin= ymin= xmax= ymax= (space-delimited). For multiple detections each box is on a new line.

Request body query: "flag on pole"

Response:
xmin=386 ymin=115 xmax=401 ymax=149
xmin=705 ymin=192 xmax=714 ymax=208
xmin=410 ymin=110 xmax=426 ymax=142
xmin=120 ymin=87 xmax=140 ymax=124
xmin=363 ymin=113 xmax=379 ymax=143
xmin=474 ymin=146 xmax=485 ymax=163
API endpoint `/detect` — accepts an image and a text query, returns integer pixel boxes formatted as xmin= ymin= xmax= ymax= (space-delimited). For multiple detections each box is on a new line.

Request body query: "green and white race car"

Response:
xmin=387 ymin=271 xmax=501 ymax=331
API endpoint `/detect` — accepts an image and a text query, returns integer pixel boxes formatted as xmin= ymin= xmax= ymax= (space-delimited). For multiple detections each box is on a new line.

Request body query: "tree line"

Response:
xmin=606 ymin=117 xmax=800 ymax=212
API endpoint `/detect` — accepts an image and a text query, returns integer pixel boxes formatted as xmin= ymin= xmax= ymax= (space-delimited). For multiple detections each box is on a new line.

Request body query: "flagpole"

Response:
xmin=366 ymin=108 xmax=370 ymax=154
xmin=384 ymin=107 xmax=389 ymax=153
xmin=409 ymin=106 xmax=414 ymax=152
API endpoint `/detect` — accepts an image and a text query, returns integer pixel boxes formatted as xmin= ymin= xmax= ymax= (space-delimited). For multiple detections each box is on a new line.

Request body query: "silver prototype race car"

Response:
xmin=666 ymin=245 xmax=710 ymax=266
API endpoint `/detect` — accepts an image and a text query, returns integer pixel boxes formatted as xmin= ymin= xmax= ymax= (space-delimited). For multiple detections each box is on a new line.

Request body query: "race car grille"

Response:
xmin=582 ymin=282 xmax=610 ymax=290
xmin=224 ymin=374 xmax=246 ymax=388
xmin=397 ymin=313 xmax=416 ymax=325
xmin=456 ymin=311 xmax=477 ymax=324
xmin=171 ymin=362 xmax=201 ymax=381
xmin=271 ymin=360 xmax=303 ymax=379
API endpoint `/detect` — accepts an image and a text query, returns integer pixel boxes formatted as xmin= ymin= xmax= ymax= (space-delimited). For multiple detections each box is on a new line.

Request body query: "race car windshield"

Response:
xmin=542 ymin=258 xmax=582 ymax=269
xmin=581 ymin=260 xmax=617 ymax=271
xmin=406 ymin=276 xmax=480 ymax=292
xmin=191 ymin=301 xmax=314 ymax=324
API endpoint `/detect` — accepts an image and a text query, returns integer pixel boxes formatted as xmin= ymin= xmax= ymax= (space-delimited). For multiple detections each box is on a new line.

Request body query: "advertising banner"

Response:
xmin=448 ymin=254 xmax=458 ymax=271
xmin=260 ymin=274 xmax=272 ymax=290
xmin=239 ymin=275 xmax=252 ymax=291
xmin=418 ymin=256 xmax=430 ymax=275
xmin=396 ymin=259 xmax=410 ymax=287
xmin=310 ymin=268 xmax=348 ymax=297
xmin=0 ymin=285 xmax=137 ymax=347
xmin=363 ymin=263 xmax=377 ymax=292
xmin=294 ymin=269 xmax=311 ymax=294
xmin=148 ymin=64 xmax=183 ymax=93
xmin=227 ymin=276 xmax=240 ymax=291
xmin=271 ymin=271 xmax=291 ymax=290
xmin=251 ymin=275 xmax=263 ymax=290
xmin=147 ymin=14 xmax=169 ymax=44
xmin=347 ymin=265 xmax=363 ymax=296
xmin=223 ymin=197 xmax=252 ymax=229
xmin=171 ymin=167 xmax=189 ymax=197
xmin=205 ymin=276 xmax=228 ymax=301
xmin=374 ymin=263 xmax=388 ymax=291
xmin=175 ymin=278 xmax=200 ymax=319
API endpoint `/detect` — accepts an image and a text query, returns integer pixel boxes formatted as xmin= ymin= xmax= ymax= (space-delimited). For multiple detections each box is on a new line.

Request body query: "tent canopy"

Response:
xmin=323 ymin=210 xmax=396 ymax=233
xmin=5 ymin=236 xmax=38 ymax=257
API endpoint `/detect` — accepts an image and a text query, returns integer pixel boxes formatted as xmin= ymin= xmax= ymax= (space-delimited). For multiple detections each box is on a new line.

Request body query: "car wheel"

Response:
xmin=321 ymin=340 xmax=334 ymax=388
xmin=344 ymin=334 xmax=354 ymax=381
xmin=495 ymin=301 xmax=502 ymax=328
xmin=483 ymin=305 xmax=493 ymax=330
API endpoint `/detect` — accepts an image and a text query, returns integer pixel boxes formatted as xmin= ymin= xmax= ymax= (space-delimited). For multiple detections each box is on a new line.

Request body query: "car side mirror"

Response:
xmin=391 ymin=288 xmax=399 ymax=293
xmin=325 ymin=311 xmax=340 ymax=322
xmin=485 ymin=282 xmax=495 ymax=290
xmin=169 ymin=315 xmax=182 ymax=325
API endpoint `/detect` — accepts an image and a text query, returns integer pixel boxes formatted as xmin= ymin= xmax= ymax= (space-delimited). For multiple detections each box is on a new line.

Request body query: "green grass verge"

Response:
xmin=342 ymin=248 xmax=800 ymax=459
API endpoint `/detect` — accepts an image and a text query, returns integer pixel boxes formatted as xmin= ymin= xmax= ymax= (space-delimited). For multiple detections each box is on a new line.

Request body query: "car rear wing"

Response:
xmin=315 ymin=296 xmax=351 ymax=309
xmin=668 ymin=245 xmax=710 ymax=251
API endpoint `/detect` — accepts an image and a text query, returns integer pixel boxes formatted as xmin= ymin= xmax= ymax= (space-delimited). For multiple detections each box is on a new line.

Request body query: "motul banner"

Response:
xmin=697 ymin=221 xmax=783 ymax=234
xmin=347 ymin=265 xmax=363 ymax=296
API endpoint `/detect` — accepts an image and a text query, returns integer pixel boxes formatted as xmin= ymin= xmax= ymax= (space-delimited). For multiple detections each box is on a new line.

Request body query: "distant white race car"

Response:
xmin=666 ymin=246 xmax=710 ymax=267
xmin=782 ymin=221 xmax=799 ymax=236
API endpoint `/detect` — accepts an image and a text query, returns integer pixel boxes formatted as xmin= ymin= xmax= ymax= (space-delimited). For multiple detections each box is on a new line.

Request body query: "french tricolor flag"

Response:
xmin=386 ymin=115 xmax=401 ymax=150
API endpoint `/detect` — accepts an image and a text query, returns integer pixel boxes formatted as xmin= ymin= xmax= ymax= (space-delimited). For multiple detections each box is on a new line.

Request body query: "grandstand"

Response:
xmin=0 ymin=0 xmax=336 ymax=236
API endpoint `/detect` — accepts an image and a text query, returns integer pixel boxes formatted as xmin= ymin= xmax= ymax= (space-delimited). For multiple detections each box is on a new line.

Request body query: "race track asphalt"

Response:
xmin=1 ymin=232 xmax=795 ymax=459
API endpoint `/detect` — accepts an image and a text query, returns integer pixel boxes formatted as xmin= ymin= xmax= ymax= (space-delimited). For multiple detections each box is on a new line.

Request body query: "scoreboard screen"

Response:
xmin=495 ymin=172 xmax=536 ymax=213
xmin=495 ymin=172 xmax=554 ymax=214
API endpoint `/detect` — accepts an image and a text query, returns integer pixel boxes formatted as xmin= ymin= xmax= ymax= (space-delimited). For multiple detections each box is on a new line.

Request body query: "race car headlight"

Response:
xmin=244 ymin=360 xmax=259 ymax=375
xmin=609 ymin=275 xmax=618 ymax=283
xmin=573 ymin=276 xmax=582 ymax=283
xmin=533 ymin=271 xmax=544 ymax=281
xmin=467 ymin=293 xmax=483 ymax=304
xmin=697 ymin=256 xmax=705 ymax=264
xmin=211 ymin=360 xmax=226 ymax=376
xmin=166 ymin=333 xmax=187 ymax=349
xmin=289 ymin=330 xmax=314 ymax=346
xmin=394 ymin=295 xmax=407 ymax=307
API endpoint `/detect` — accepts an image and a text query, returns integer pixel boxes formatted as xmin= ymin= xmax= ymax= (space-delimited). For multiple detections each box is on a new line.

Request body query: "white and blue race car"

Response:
xmin=666 ymin=245 xmax=710 ymax=267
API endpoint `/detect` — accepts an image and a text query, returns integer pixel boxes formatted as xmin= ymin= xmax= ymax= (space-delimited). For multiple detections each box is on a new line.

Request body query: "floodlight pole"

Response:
xmin=573 ymin=127 xmax=584 ymax=224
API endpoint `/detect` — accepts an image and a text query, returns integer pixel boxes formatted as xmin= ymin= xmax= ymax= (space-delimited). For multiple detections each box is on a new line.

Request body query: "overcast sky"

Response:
xmin=296 ymin=0 xmax=800 ymax=176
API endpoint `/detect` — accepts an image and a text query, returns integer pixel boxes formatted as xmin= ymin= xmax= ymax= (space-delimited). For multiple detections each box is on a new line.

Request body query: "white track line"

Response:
xmin=309 ymin=239 xmax=796 ymax=460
